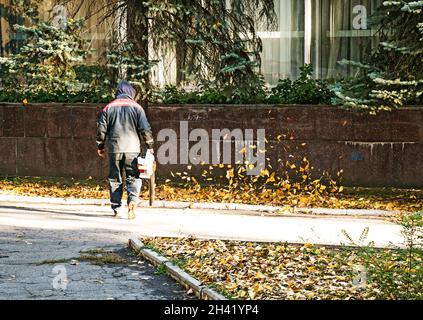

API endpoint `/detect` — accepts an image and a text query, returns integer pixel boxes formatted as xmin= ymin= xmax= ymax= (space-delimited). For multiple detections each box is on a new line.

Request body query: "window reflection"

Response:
xmin=259 ymin=0 xmax=382 ymax=82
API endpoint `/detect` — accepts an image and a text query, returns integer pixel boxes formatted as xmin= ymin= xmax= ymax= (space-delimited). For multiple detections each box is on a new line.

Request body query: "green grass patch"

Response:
xmin=79 ymin=248 xmax=126 ymax=266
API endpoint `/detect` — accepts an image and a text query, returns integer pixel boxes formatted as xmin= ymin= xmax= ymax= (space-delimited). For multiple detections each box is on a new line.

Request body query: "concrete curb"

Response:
xmin=0 ymin=193 xmax=402 ymax=217
xmin=128 ymin=237 xmax=227 ymax=300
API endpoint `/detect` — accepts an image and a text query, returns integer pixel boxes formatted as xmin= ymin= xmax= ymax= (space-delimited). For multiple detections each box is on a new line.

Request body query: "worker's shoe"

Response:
xmin=128 ymin=202 xmax=136 ymax=220
xmin=112 ymin=207 xmax=123 ymax=218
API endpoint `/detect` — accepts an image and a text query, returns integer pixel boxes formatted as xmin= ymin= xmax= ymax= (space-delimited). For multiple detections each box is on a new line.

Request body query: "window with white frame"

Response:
xmin=259 ymin=0 xmax=382 ymax=83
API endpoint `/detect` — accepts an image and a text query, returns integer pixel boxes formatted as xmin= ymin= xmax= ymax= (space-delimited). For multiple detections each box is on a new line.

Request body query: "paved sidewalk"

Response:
xmin=0 ymin=203 xmax=195 ymax=300
xmin=0 ymin=193 xmax=401 ymax=217
xmin=0 ymin=201 xmax=405 ymax=250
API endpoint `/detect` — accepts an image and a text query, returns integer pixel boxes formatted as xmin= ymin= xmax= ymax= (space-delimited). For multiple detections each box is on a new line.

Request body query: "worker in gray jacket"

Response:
xmin=96 ymin=80 xmax=154 ymax=219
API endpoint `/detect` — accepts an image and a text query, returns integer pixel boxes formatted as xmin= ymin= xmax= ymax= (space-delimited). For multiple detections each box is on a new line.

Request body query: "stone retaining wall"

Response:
xmin=0 ymin=103 xmax=421 ymax=187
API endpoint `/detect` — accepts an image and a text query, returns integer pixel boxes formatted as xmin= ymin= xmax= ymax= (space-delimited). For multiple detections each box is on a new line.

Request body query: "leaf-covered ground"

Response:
xmin=141 ymin=237 xmax=422 ymax=300
xmin=0 ymin=176 xmax=422 ymax=213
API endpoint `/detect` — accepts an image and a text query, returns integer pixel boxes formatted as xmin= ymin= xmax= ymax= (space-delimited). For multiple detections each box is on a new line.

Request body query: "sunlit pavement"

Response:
xmin=0 ymin=202 xmax=404 ymax=248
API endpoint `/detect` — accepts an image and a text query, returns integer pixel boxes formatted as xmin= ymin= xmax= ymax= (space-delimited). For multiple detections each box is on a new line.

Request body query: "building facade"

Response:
xmin=0 ymin=0 xmax=382 ymax=85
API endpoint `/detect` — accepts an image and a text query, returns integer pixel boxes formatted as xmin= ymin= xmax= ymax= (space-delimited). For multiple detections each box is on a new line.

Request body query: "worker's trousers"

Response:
xmin=108 ymin=153 xmax=142 ymax=210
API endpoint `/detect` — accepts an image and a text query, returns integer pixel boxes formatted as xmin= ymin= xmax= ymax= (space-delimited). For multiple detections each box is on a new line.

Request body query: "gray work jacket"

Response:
xmin=96 ymin=98 xmax=154 ymax=153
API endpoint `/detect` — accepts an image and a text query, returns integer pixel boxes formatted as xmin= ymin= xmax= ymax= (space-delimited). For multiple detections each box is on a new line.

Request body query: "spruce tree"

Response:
xmin=0 ymin=19 xmax=90 ymax=101
xmin=334 ymin=0 xmax=423 ymax=113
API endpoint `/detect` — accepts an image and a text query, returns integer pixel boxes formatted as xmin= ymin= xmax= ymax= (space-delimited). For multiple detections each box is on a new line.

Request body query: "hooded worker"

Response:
xmin=96 ymin=80 xmax=154 ymax=219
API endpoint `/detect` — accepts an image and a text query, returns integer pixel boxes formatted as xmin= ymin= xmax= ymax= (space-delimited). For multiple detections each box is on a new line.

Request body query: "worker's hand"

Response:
xmin=148 ymin=149 xmax=154 ymax=155
xmin=97 ymin=149 xmax=106 ymax=159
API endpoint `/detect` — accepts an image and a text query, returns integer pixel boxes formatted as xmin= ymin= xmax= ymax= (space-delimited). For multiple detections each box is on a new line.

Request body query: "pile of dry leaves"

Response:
xmin=142 ymin=237 xmax=385 ymax=300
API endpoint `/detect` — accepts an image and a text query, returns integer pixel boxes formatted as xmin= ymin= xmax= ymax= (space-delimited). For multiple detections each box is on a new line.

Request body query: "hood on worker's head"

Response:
xmin=115 ymin=80 xmax=136 ymax=100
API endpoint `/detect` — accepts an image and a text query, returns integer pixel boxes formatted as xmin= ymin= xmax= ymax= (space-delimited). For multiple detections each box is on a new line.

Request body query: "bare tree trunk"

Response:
xmin=175 ymin=40 xmax=187 ymax=85
xmin=126 ymin=0 xmax=149 ymax=109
